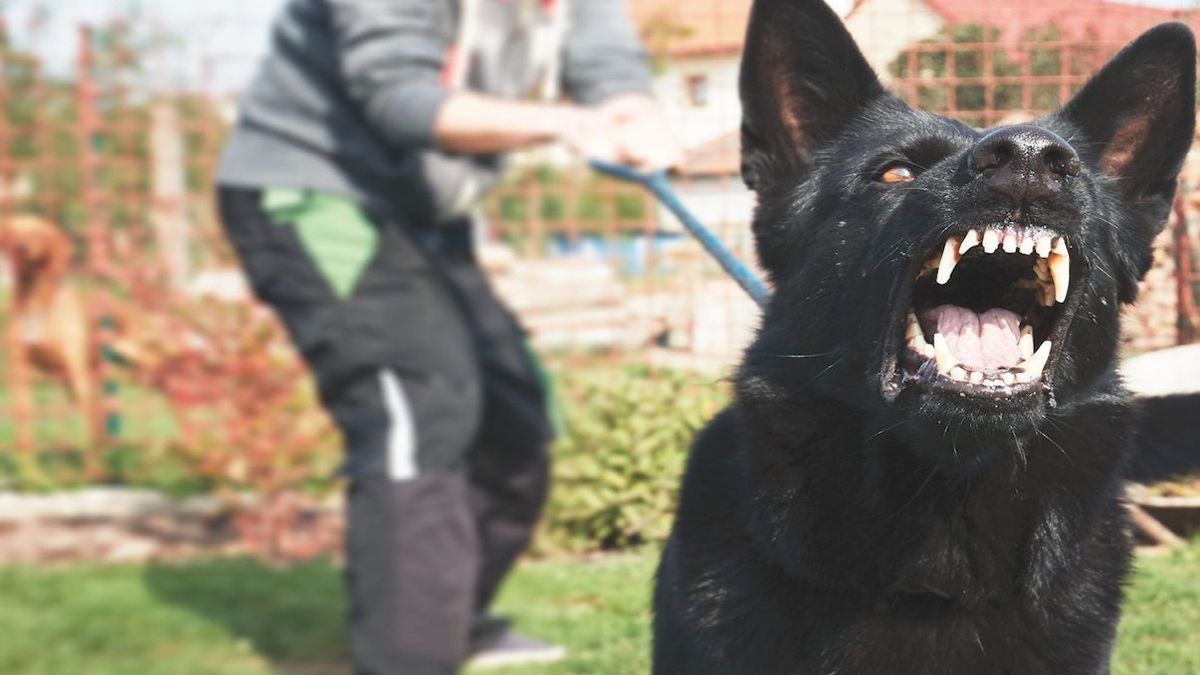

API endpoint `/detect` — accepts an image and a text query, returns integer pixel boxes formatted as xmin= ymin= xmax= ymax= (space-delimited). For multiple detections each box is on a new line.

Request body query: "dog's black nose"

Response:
xmin=969 ymin=125 xmax=1080 ymax=204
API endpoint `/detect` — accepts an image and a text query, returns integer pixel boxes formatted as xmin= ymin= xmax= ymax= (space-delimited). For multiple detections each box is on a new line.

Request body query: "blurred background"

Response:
xmin=0 ymin=1 xmax=1197 ymax=674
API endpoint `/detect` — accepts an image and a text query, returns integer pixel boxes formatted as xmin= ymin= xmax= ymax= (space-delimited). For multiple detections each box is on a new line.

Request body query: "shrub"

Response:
xmin=540 ymin=367 xmax=729 ymax=552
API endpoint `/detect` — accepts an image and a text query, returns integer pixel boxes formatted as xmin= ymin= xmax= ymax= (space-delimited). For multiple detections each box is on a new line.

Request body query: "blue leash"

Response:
xmin=589 ymin=160 xmax=771 ymax=307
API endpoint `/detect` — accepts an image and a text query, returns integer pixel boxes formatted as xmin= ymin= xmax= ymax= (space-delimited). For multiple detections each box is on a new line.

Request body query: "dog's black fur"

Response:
xmin=652 ymin=2 xmax=1197 ymax=673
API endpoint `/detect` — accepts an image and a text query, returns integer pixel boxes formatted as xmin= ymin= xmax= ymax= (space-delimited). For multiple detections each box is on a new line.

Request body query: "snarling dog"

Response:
xmin=652 ymin=2 xmax=1196 ymax=674
xmin=0 ymin=214 xmax=98 ymax=453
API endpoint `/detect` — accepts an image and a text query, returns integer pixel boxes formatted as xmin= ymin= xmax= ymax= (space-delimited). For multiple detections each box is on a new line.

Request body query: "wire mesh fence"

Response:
xmin=1 ymin=0 xmax=1199 ymax=483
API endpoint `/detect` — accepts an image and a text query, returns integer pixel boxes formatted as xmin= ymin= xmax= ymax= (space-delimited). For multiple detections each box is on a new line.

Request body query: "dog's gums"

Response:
xmin=897 ymin=224 xmax=1072 ymax=396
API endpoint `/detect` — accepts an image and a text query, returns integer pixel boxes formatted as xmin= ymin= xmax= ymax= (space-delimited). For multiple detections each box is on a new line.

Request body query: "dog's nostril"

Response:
xmin=1045 ymin=147 xmax=1082 ymax=179
xmin=970 ymin=141 xmax=1013 ymax=174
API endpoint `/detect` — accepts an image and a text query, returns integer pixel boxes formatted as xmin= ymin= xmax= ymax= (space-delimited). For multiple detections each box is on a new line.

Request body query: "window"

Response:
xmin=685 ymin=74 xmax=710 ymax=107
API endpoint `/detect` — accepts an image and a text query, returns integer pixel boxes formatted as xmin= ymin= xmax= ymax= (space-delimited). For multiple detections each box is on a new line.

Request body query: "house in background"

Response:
xmin=844 ymin=0 xmax=1197 ymax=74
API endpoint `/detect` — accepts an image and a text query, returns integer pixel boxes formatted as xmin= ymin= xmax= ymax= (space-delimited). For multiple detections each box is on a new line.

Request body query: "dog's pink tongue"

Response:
xmin=926 ymin=305 xmax=1022 ymax=370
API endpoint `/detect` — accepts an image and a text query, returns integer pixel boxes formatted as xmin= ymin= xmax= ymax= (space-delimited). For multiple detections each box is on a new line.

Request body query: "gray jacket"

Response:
xmin=216 ymin=0 xmax=652 ymax=223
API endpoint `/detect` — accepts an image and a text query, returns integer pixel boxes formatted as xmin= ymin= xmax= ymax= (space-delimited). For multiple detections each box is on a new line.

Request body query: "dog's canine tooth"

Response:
xmin=1052 ymin=237 xmax=1068 ymax=255
xmin=936 ymin=237 xmax=962 ymax=285
xmin=1026 ymin=340 xmax=1052 ymax=375
xmin=1049 ymin=246 xmax=1070 ymax=303
xmin=1036 ymin=235 xmax=1053 ymax=258
xmin=1020 ymin=325 xmax=1034 ymax=359
xmin=959 ymin=229 xmax=981 ymax=254
xmin=982 ymin=229 xmax=1000 ymax=253
xmin=1019 ymin=236 xmax=1036 ymax=255
xmin=1002 ymin=229 xmax=1019 ymax=253
xmin=950 ymin=366 xmax=968 ymax=382
xmin=933 ymin=333 xmax=956 ymax=375
xmin=969 ymin=370 xmax=984 ymax=385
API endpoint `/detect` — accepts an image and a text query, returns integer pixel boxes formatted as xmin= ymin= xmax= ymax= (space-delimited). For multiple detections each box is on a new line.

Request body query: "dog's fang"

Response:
xmin=934 ymin=333 xmax=956 ymax=375
xmin=1026 ymin=340 xmax=1052 ymax=375
xmin=959 ymin=229 xmax=981 ymax=255
xmin=1049 ymin=248 xmax=1070 ymax=303
xmin=983 ymin=229 xmax=1001 ymax=253
xmin=937 ymin=237 xmax=961 ymax=285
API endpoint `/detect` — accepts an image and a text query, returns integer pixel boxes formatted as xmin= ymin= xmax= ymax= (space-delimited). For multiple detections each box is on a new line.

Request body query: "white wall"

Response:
xmin=844 ymin=0 xmax=945 ymax=78
xmin=651 ymin=54 xmax=743 ymax=151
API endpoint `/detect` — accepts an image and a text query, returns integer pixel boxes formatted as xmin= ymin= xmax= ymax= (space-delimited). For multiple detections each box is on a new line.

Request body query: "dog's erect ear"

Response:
xmin=1058 ymin=23 xmax=1196 ymax=214
xmin=739 ymin=0 xmax=884 ymax=191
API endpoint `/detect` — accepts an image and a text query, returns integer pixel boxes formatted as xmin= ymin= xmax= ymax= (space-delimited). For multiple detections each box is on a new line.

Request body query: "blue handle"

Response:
xmin=589 ymin=160 xmax=770 ymax=307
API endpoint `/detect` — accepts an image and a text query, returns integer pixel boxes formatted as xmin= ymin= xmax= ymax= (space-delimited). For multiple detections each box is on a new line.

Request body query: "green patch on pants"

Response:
xmin=261 ymin=188 xmax=379 ymax=299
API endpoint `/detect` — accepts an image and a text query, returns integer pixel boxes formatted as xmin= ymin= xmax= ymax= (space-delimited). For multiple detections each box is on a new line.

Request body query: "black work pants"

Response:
xmin=218 ymin=187 xmax=553 ymax=675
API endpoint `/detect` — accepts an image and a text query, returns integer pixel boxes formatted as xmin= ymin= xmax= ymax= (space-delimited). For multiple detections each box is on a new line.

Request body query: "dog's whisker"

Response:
xmin=1037 ymin=430 xmax=1073 ymax=465
xmin=866 ymin=420 xmax=907 ymax=441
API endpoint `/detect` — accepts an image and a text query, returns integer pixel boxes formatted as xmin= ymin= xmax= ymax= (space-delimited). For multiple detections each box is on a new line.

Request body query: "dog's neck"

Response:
xmin=732 ymin=375 xmax=1131 ymax=608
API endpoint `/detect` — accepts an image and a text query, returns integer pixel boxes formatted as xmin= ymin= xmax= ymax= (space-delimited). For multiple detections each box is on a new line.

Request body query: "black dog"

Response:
xmin=652 ymin=1 xmax=1196 ymax=673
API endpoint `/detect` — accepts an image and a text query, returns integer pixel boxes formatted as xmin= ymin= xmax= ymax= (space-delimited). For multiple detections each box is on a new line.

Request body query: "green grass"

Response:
xmin=0 ymin=542 xmax=1196 ymax=675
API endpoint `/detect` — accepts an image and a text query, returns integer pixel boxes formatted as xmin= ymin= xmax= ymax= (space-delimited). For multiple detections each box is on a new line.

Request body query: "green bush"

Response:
xmin=0 ymin=361 xmax=728 ymax=554
xmin=540 ymin=367 xmax=729 ymax=552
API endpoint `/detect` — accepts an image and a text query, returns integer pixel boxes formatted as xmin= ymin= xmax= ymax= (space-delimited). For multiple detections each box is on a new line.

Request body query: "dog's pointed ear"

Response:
xmin=1058 ymin=23 xmax=1195 ymax=215
xmin=739 ymin=0 xmax=884 ymax=191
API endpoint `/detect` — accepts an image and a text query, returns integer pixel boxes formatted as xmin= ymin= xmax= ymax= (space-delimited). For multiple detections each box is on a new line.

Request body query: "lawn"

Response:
xmin=0 ymin=541 xmax=1197 ymax=675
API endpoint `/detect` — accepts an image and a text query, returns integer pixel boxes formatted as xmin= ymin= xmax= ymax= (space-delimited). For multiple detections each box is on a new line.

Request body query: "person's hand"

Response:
xmin=552 ymin=106 xmax=624 ymax=164
xmin=599 ymin=94 xmax=683 ymax=172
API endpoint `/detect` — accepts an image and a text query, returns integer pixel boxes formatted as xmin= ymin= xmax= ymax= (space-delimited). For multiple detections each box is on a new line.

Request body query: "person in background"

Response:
xmin=215 ymin=0 xmax=679 ymax=673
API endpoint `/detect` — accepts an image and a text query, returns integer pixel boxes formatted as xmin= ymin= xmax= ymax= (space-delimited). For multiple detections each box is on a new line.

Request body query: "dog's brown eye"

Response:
xmin=878 ymin=164 xmax=917 ymax=184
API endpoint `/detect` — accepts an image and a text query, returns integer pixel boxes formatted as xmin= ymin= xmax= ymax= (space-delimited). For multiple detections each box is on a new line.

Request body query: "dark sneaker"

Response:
xmin=466 ymin=625 xmax=566 ymax=669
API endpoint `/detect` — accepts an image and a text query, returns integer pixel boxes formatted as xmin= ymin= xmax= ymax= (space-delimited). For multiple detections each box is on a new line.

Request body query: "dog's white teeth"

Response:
xmin=1048 ymin=242 xmax=1070 ymax=303
xmin=1020 ymin=325 xmax=1034 ymax=359
xmin=1002 ymin=229 xmax=1019 ymax=253
xmin=1001 ymin=372 xmax=1016 ymax=385
xmin=1019 ymin=235 xmax=1036 ymax=255
xmin=982 ymin=229 xmax=1000 ymax=253
xmin=937 ymin=237 xmax=962 ymax=285
xmin=1036 ymin=235 xmax=1053 ymax=258
xmin=959 ymin=229 xmax=981 ymax=255
xmin=1025 ymin=340 xmax=1052 ymax=376
xmin=950 ymin=366 xmax=968 ymax=382
xmin=934 ymin=333 xmax=956 ymax=375
xmin=1016 ymin=370 xmax=1034 ymax=384
xmin=969 ymin=370 xmax=984 ymax=385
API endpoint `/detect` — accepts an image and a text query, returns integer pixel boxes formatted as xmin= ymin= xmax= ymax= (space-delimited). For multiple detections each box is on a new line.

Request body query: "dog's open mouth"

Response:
xmin=897 ymin=225 xmax=1073 ymax=397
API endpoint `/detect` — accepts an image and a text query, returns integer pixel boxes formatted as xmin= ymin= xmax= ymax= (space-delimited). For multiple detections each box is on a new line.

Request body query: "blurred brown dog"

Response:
xmin=0 ymin=214 xmax=98 ymax=453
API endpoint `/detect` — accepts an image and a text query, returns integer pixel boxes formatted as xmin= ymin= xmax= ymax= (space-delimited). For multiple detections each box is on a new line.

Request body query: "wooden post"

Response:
xmin=150 ymin=101 xmax=189 ymax=292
